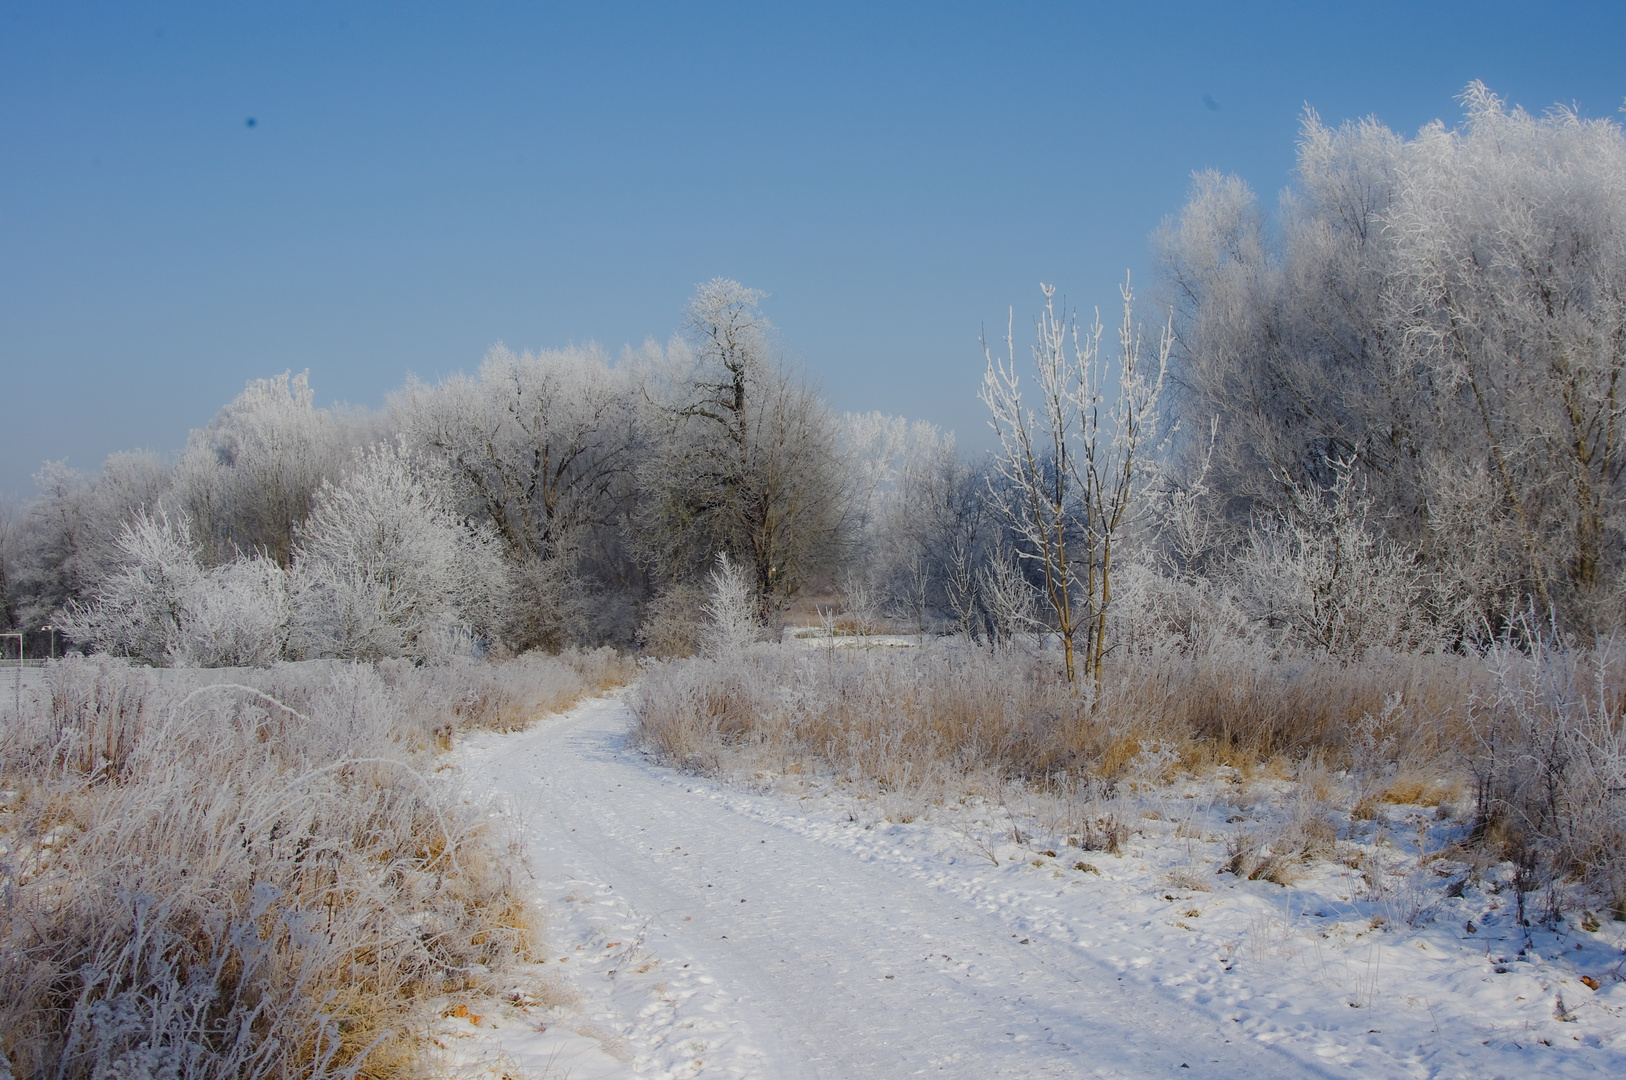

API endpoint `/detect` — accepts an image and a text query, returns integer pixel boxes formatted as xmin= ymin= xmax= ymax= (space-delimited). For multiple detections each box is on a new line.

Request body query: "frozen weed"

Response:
xmin=1223 ymin=804 xmax=1338 ymax=886
xmin=1162 ymin=866 xmax=1212 ymax=892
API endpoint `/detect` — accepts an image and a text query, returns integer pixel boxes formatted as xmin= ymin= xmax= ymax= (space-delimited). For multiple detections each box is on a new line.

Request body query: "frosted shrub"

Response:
xmin=636 ymin=581 xmax=707 ymax=659
xmin=1109 ymin=559 xmax=1260 ymax=659
xmin=836 ymin=568 xmax=884 ymax=636
xmin=0 ymin=648 xmax=630 ymax=1080
xmin=58 ymin=509 xmax=201 ymax=664
xmin=58 ymin=510 xmax=290 ymax=667
xmin=1472 ymin=633 xmax=1626 ymax=914
xmin=178 ymin=551 xmax=291 ymax=666
xmin=289 ymin=442 xmax=510 ymax=662
xmin=978 ymin=548 xmax=1040 ymax=651
xmin=701 ymin=553 xmax=758 ymax=659
xmin=1236 ymin=463 xmax=1431 ymax=657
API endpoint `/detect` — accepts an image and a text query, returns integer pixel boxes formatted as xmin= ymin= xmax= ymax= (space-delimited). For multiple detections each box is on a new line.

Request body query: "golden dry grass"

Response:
xmin=633 ymin=642 xmax=1485 ymax=788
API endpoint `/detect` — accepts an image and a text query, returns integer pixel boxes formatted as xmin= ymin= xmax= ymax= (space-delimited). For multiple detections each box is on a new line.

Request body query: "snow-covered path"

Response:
xmin=453 ymin=693 xmax=1335 ymax=1079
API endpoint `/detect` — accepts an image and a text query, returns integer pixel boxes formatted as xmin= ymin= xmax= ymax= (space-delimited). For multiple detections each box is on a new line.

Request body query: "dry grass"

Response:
xmin=631 ymin=641 xmax=1482 ymax=789
xmin=404 ymin=646 xmax=637 ymax=740
xmin=0 ymin=649 xmax=630 ymax=1080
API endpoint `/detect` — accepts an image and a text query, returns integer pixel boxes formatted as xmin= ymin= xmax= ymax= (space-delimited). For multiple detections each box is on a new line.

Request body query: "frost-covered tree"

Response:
xmin=638 ymin=280 xmax=848 ymax=614
xmin=1159 ymin=84 xmax=1626 ymax=636
xmin=0 ymin=497 xmax=19 ymax=633
xmin=12 ymin=452 xmax=173 ymax=632
xmin=982 ymin=281 xmax=1168 ymax=687
xmin=394 ymin=343 xmax=640 ymax=648
xmin=173 ymin=371 xmax=355 ymax=568
xmin=290 ymin=442 xmax=510 ymax=662
xmin=1384 ymin=85 xmax=1626 ymax=628
xmin=842 ymin=413 xmax=996 ymax=635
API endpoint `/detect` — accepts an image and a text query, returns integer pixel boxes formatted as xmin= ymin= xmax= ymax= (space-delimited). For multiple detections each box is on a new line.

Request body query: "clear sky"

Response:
xmin=3 ymin=0 xmax=1624 ymax=500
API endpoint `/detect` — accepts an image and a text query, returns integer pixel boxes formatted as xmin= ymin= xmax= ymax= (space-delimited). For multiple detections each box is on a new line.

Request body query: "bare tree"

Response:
xmin=981 ymin=281 xmax=1168 ymax=688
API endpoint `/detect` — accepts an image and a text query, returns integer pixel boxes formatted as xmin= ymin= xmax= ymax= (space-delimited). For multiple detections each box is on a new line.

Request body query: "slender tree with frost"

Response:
xmin=982 ymin=281 xmax=1168 ymax=688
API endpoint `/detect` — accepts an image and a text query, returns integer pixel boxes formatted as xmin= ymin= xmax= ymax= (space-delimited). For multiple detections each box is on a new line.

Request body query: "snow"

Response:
xmin=439 ymin=691 xmax=1626 ymax=1078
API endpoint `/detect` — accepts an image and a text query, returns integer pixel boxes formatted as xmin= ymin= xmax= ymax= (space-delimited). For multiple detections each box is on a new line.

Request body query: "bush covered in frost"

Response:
xmin=0 ymin=649 xmax=628 ymax=1080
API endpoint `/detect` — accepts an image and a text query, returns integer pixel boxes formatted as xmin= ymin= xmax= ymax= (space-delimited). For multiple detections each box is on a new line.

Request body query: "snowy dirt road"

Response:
xmin=448 ymin=693 xmax=1345 ymax=1079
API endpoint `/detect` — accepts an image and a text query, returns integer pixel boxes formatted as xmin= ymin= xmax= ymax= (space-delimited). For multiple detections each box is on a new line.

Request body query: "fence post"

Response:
xmin=0 ymin=632 xmax=21 ymax=718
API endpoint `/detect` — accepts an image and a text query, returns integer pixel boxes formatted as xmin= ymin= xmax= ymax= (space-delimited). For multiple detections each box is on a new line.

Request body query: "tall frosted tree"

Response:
xmin=173 ymin=372 xmax=355 ymax=568
xmin=1159 ymin=84 xmax=1626 ymax=636
xmin=12 ymin=452 xmax=173 ymax=631
xmin=638 ymin=279 xmax=849 ymax=614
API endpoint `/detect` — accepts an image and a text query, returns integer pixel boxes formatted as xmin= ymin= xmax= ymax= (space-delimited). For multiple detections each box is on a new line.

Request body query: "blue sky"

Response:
xmin=3 ymin=1 xmax=1624 ymax=499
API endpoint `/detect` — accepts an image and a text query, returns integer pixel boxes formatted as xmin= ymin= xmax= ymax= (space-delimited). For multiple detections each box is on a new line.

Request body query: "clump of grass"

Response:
xmin=1222 ymin=811 xmax=1339 ymax=886
xmin=1070 ymin=813 xmax=1128 ymax=855
xmin=0 ymin=649 xmax=626 ymax=1080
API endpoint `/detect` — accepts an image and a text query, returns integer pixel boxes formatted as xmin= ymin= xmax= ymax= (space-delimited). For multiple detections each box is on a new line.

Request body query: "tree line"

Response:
xmin=0 ymin=84 xmax=1620 ymax=667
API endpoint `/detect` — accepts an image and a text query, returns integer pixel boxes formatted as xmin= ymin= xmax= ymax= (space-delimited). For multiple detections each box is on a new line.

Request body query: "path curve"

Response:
xmin=458 ymin=693 xmax=1339 ymax=1079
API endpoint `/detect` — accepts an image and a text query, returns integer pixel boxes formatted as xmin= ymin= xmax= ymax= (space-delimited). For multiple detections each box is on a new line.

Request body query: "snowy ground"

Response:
xmin=437 ymin=691 xmax=1626 ymax=1079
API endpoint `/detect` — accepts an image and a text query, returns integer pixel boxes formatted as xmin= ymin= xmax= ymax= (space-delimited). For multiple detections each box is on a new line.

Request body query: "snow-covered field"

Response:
xmin=436 ymin=691 xmax=1626 ymax=1079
